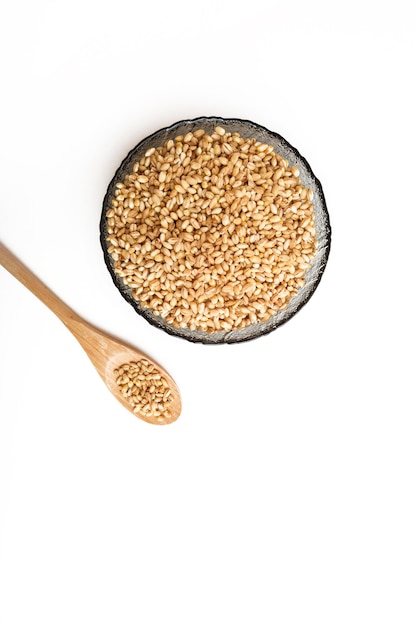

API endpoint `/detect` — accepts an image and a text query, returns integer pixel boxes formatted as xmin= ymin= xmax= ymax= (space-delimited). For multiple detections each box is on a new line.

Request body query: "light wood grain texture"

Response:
xmin=0 ymin=242 xmax=181 ymax=425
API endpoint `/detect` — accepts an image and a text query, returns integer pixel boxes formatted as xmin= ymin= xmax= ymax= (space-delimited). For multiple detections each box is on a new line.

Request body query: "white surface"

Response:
xmin=0 ymin=1 xmax=416 ymax=624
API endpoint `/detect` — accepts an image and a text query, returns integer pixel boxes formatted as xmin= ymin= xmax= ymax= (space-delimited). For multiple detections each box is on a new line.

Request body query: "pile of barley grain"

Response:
xmin=114 ymin=359 xmax=172 ymax=419
xmin=105 ymin=126 xmax=317 ymax=332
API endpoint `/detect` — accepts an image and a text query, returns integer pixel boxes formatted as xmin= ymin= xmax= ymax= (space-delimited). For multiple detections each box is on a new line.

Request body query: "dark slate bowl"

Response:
xmin=100 ymin=116 xmax=331 ymax=344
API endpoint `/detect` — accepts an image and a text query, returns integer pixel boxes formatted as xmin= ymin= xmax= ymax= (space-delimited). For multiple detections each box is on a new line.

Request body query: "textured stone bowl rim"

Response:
xmin=100 ymin=116 xmax=331 ymax=344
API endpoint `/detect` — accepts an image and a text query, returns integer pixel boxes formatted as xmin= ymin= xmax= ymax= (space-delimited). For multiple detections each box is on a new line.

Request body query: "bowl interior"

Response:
xmin=100 ymin=116 xmax=331 ymax=344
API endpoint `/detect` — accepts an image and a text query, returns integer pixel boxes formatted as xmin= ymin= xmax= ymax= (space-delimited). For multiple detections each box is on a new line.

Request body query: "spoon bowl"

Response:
xmin=0 ymin=242 xmax=181 ymax=425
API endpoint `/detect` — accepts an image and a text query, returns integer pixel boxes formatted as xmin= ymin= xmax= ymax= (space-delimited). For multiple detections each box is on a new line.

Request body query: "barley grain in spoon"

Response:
xmin=0 ymin=242 xmax=181 ymax=425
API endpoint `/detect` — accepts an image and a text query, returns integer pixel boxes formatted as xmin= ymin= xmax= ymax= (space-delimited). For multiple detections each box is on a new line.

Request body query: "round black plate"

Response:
xmin=100 ymin=116 xmax=331 ymax=344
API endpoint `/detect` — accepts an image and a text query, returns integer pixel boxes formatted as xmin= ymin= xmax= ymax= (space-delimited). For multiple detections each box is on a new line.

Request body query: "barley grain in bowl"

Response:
xmin=100 ymin=117 xmax=331 ymax=344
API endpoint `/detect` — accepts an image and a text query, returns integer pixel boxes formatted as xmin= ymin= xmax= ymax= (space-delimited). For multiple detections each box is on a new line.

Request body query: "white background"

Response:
xmin=0 ymin=1 xmax=416 ymax=624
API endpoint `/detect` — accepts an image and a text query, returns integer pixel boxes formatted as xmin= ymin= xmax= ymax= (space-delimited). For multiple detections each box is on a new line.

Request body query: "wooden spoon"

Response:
xmin=0 ymin=242 xmax=181 ymax=425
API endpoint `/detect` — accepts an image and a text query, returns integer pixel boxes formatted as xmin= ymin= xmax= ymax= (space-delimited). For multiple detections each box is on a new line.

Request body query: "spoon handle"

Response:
xmin=0 ymin=242 xmax=83 ymax=331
